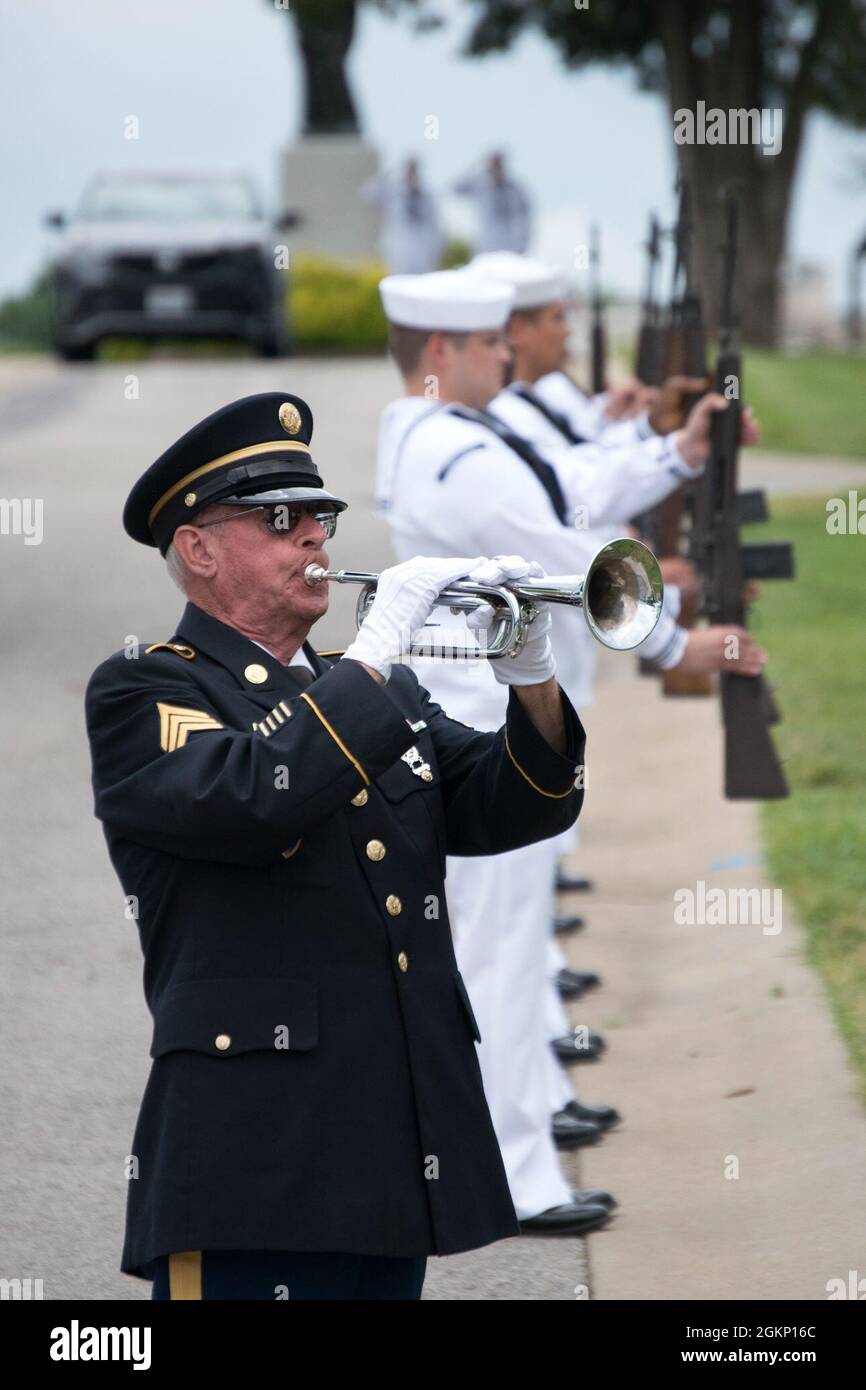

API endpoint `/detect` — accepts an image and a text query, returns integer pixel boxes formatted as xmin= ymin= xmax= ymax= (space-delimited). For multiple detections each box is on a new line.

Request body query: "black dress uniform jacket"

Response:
xmin=85 ymin=601 xmax=586 ymax=1278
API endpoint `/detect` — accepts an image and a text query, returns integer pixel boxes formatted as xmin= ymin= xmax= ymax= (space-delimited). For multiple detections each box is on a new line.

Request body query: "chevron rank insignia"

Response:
xmin=157 ymin=702 xmax=224 ymax=753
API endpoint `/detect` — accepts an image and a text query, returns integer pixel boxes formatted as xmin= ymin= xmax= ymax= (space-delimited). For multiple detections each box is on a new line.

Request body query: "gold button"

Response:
xmin=366 ymin=839 xmax=386 ymax=862
xmin=421 ymin=768 xmax=433 ymax=782
xmin=215 ymin=1034 xmax=232 ymax=1051
xmin=244 ymin=663 xmax=269 ymax=685
xmin=397 ymin=952 xmax=409 ymax=973
xmin=386 ymin=894 xmax=402 ymax=916
xmin=351 ymin=789 xmax=368 ymax=807
xmin=184 ymin=491 xmax=197 ymax=508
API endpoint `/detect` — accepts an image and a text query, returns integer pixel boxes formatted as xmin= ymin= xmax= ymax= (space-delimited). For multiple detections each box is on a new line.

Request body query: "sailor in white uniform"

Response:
xmin=362 ymin=159 xmax=444 ymax=274
xmin=453 ymin=152 xmax=531 ymax=256
xmin=374 ymin=269 xmax=765 ymax=1231
xmin=460 ymin=252 xmax=760 ymax=679
xmin=463 ymin=250 xmax=769 ymax=1075
xmin=460 ymin=254 xmax=691 ymax=1120
xmin=467 ymin=251 xmax=714 ymax=457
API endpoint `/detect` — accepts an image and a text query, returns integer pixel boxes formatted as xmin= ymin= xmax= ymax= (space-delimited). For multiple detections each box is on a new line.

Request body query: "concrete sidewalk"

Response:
xmin=741 ymin=449 xmax=866 ymax=497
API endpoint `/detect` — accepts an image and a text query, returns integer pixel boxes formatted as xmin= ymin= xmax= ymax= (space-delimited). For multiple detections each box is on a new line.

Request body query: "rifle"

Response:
xmin=700 ymin=198 xmax=794 ymax=799
xmin=635 ymin=185 xmax=707 ymax=557
xmin=659 ymin=186 xmax=714 ymax=692
xmin=635 ymin=213 xmax=664 ymax=388
xmin=589 ymin=223 xmax=606 ymax=395
xmin=633 ymin=185 xmax=713 ymax=690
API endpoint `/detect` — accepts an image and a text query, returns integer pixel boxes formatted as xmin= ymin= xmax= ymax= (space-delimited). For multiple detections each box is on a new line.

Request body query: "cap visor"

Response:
xmin=222 ymin=486 xmax=348 ymax=512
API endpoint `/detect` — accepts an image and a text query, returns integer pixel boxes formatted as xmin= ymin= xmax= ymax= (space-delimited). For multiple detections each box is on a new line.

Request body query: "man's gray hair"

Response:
xmin=165 ymin=540 xmax=190 ymax=593
xmin=166 ymin=505 xmax=227 ymax=591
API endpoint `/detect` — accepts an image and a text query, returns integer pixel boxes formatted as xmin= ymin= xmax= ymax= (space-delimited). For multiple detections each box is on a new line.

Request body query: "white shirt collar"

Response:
xmin=251 ymin=638 xmax=315 ymax=673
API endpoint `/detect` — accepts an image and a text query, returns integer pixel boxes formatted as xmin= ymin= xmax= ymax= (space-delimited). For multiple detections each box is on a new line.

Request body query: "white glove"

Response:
xmin=465 ymin=555 xmax=557 ymax=687
xmin=343 ymin=554 xmax=484 ymax=680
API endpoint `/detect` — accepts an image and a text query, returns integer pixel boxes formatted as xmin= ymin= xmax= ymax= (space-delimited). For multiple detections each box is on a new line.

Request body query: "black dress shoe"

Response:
xmin=556 ymin=871 xmax=593 ymax=894
xmin=553 ymin=914 xmax=585 ymax=936
xmin=555 ymin=969 xmax=584 ymax=999
xmin=551 ymin=1110 xmax=601 ymax=1149
xmin=572 ymin=1188 xmax=618 ymax=1210
xmin=556 ymin=967 xmax=601 ymax=999
xmin=567 ymin=969 xmax=601 ymax=990
xmin=519 ymin=1198 xmax=611 ymax=1235
xmin=552 ymin=1030 xmax=605 ymax=1063
xmin=565 ymin=1098 xmax=621 ymax=1130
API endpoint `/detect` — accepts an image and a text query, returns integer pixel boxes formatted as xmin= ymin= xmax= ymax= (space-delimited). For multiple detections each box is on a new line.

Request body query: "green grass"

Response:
xmin=750 ymin=496 xmax=866 ymax=1098
xmin=611 ymin=343 xmax=866 ymax=460
xmin=742 ymin=350 xmax=866 ymax=458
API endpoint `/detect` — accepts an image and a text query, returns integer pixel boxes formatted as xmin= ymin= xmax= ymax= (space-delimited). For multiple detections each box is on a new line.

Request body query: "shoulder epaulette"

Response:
xmin=316 ymin=649 xmax=345 ymax=659
xmin=144 ymin=642 xmax=196 ymax=660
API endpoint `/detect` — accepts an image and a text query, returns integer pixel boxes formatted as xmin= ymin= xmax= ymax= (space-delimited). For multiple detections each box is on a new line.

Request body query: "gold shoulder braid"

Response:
xmin=144 ymin=642 xmax=196 ymax=660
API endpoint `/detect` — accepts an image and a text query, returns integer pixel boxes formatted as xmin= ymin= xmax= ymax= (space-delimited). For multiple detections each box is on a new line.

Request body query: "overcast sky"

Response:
xmin=2 ymin=0 xmax=864 ymax=304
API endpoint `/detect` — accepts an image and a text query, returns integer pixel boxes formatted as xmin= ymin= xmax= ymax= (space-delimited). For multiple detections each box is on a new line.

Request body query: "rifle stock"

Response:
xmin=722 ymin=673 xmax=789 ymax=798
xmin=636 ymin=213 xmax=664 ymax=386
xmin=637 ymin=187 xmax=707 ymax=572
xmin=591 ymin=319 xmax=606 ymax=396
xmin=636 ymin=323 xmax=663 ymax=386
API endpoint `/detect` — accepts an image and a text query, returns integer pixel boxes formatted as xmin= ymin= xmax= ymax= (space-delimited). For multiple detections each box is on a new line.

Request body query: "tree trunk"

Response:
xmin=655 ymin=0 xmax=804 ymax=347
xmin=682 ymin=146 xmax=796 ymax=347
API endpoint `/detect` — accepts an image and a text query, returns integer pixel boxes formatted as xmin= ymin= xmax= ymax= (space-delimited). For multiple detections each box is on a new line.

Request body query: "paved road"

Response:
xmin=1 ymin=355 xmax=863 ymax=1301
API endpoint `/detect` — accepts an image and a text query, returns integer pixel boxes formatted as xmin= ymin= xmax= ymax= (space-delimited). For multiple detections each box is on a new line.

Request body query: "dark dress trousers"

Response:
xmin=150 ymin=1249 xmax=427 ymax=1301
xmin=85 ymin=601 xmax=585 ymax=1279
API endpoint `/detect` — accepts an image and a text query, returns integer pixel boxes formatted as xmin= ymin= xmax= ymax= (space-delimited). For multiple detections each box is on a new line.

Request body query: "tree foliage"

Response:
xmin=460 ymin=1 xmax=866 ymax=343
xmin=463 ymin=1 xmax=866 ymax=130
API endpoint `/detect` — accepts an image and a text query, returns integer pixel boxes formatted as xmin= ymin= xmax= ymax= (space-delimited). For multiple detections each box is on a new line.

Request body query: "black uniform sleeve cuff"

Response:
xmin=503 ymin=684 xmax=586 ymax=799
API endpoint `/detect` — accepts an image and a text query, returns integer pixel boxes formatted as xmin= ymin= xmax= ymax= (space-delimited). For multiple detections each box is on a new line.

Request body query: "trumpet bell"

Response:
xmin=583 ymin=538 xmax=664 ymax=650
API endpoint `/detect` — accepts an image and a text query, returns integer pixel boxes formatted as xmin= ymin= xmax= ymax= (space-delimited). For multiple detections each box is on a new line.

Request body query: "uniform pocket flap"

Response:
xmin=454 ymin=970 xmax=482 ymax=1044
xmin=376 ymin=754 xmax=438 ymax=803
xmin=150 ymin=976 xmax=318 ymax=1058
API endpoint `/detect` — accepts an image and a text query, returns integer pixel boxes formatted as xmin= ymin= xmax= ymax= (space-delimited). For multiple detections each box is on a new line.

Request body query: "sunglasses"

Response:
xmin=196 ymin=503 xmax=339 ymax=540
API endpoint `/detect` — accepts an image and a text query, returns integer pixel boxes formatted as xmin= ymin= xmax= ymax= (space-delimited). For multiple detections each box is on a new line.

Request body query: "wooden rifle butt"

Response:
xmin=661 ymin=667 xmax=714 ymax=697
xmin=722 ymin=673 xmax=789 ymax=799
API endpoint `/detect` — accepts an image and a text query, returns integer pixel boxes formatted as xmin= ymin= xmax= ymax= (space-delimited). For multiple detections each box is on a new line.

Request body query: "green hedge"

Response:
xmin=289 ymin=254 xmax=388 ymax=353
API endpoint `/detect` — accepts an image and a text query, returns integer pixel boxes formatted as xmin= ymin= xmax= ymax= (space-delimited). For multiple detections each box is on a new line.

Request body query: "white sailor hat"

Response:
xmin=465 ymin=252 xmax=567 ymax=311
xmin=379 ymin=270 xmax=514 ymax=332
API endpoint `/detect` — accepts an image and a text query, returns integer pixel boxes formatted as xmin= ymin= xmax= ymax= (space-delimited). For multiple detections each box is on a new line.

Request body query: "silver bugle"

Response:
xmin=304 ymin=537 xmax=664 ymax=656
